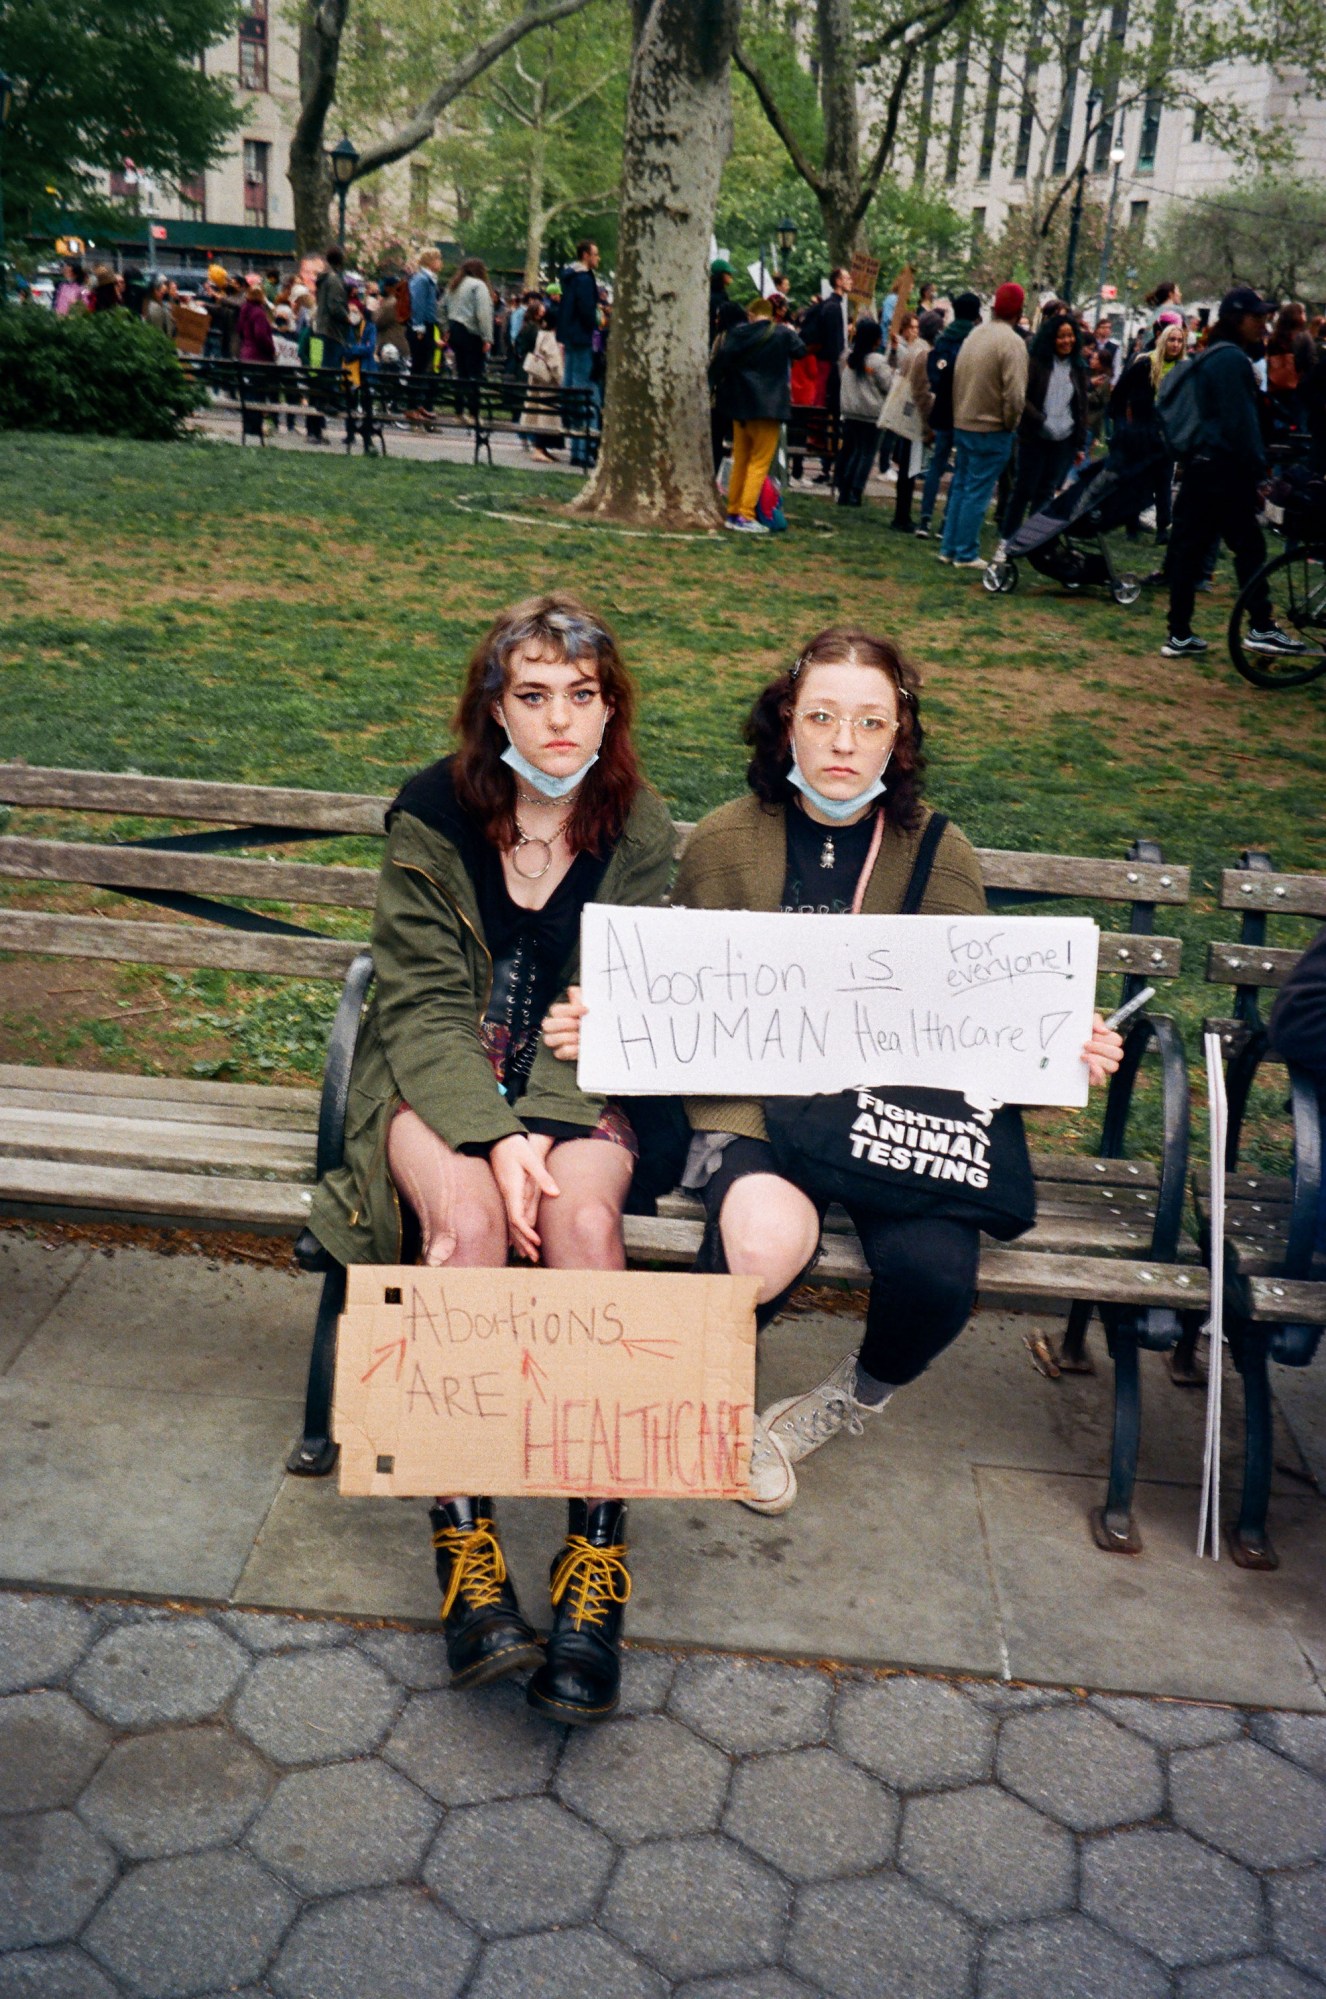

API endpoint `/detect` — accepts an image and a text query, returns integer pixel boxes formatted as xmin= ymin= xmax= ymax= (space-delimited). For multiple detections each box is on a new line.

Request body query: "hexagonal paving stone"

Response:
xmin=900 ymin=1786 xmax=1074 ymax=1925
xmin=674 ymin=1975 xmax=821 ymax=1999
xmin=382 ymin=1682 xmax=559 ymax=1806
xmin=618 ymin=1647 xmax=679 ymax=1718
xmin=787 ymin=1873 xmax=975 ymax=1999
xmin=270 ymin=1887 xmax=477 ymax=1999
xmin=357 ymin=1629 xmax=452 ymax=1691
xmin=0 ymin=1691 xmax=109 ymax=1812
xmin=557 ymin=1714 xmax=730 ymax=1844
xmin=1080 ymin=1828 xmax=1264 ymax=1969
xmin=1170 ymin=1739 xmax=1326 ymax=1869
xmin=601 ymin=1835 xmax=789 ymax=1982
xmin=1176 ymin=1959 xmax=1326 ymax=1999
xmin=997 ymin=1704 xmax=1164 ymax=1833
xmin=85 ymin=1849 xmax=295 ymax=1998
xmin=832 ymin=1677 xmax=994 ymax=1791
xmin=1250 ymin=1713 xmax=1326 ymax=1781
xmin=1092 ymin=1695 xmax=1243 ymax=1750
xmin=724 ymin=1748 xmax=897 ymax=1883
xmin=218 ymin=1610 xmax=351 ymax=1653
xmin=231 ymin=1649 xmax=401 ymax=1765
xmin=1269 ymin=1864 xmax=1326 ymax=1983
xmin=423 ymin=1795 xmax=614 ymax=1938
xmin=0 ymin=1811 xmax=118 ymax=1950
xmin=0 ymin=1945 xmax=121 ymax=1998
xmin=962 ymin=1683 xmax=1073 ymax=1713
xmin=72 ymin=1621 xmax=249 ymax=1728
xmin=248 ymin=1760 xmax=439 ymax=1895
xmin=979 ymin=1913 xmax=1170 ymax=1999
xmin=79 ymin=1724 xmax=270 ymax=1860
xmin=0 ymin=1596 xmax=98 ymax=1695
xmin=467 ymin=1928 xmax=666 ymax=1999
xmin=667 ymin=1656 xmax=831 ymax=1754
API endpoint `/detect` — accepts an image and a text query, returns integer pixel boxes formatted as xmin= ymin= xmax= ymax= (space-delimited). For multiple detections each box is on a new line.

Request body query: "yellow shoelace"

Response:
xmin=432 ymin=1520 xmax=508 ymax=1620
xmin=549 ymin=1536 xmax=632 ymax=1630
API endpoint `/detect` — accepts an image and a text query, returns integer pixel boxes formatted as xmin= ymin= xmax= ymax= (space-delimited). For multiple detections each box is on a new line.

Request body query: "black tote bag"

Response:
xmin=763 ymin=812 xmax=1037 ymax=1240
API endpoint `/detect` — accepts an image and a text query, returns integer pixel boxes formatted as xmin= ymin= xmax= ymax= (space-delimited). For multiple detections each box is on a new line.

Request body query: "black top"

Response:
xmin=780 ymin=803 xmax=878 ymax=915
xmin=1270 ymin=921 xmax=1326 ymax=1085
xmin=711 ymin=320 xmax=807 ymax=424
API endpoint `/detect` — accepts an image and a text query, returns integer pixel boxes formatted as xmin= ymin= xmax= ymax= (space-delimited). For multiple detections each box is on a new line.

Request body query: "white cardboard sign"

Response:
xmin=578 ymin=907 xmax=1100 ymax=1107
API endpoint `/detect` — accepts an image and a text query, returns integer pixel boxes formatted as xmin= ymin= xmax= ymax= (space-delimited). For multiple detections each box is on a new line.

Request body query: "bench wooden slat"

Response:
xmin=1220 ymin=869 xmax=1326 ymax=918
xmin=0 ymin=1109 xmax=315 ymax=1181
xmin=0 ymin=1084 xmax=317 ymax=1134
xmin=1242 ymin=1274 xmax=1326 ymax=1324
xmin=0 ymin=1157 xmax=310 ymax=1229
xmin=974 ymin=851 xmax=1190 ymax=903
xmin=1098 ymin=933 xmax=1182 ymax=977
xmin=0 ymin=911 xmax=363 ymax=979
xmin=0 ymin=838 xmax=378 ymax=909
xmin=1205 ymin=941 xmax=1300 ymax=990
xmin=0 ymin=1063 xmax=318 ymax=1115
xmin=0 ymin=766 xmax=388 ymax=836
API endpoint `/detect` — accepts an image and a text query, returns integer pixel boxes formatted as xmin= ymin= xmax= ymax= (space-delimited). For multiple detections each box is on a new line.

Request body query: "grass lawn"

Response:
xmin=1 ymin=432 xmax=1322 ymax=1165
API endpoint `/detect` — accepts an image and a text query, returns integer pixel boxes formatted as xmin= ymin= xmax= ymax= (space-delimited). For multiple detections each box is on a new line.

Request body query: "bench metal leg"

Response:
xmin=1057 ymin=1298 xmax=1095 ymax=1373
xmin=287 ymin=1261 xmax=346 ymax=1477
xmin=1228 ymin=1326 xmax=1278 ymax=1569
xmin=1168 ymin=1308 xmax=1207 ymax=1386
xmin=1092 ymin=1319 xmax=1143 ymax=1553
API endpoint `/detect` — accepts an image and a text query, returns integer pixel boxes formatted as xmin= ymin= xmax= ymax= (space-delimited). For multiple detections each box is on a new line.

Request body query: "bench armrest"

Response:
xmin=315 ymin=951 xmax=375 ymax=1181
xmin=1098 ymin=1010 xmax=1189 ymax=1262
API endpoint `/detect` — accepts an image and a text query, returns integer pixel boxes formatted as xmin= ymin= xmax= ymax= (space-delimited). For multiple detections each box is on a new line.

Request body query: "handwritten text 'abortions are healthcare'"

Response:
xmin=579 ymin=908 xmax=1101 ymax=1108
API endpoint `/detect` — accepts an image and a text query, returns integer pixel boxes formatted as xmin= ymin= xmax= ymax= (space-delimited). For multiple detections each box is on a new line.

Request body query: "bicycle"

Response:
xmin=1228 ymin=450 xmax=1326 ymax=690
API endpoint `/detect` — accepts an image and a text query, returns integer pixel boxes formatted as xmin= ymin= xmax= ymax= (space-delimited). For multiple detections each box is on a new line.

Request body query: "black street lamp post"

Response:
xmin=328 ymin=135 xmax=359 ymax=251
xmin=775 ymin=215 xmax=797 ymax=278
xmin=0 ymin=72 xmax=14 ymax=307
xmin=1061 ymin=89 xmax=1100 ymax=308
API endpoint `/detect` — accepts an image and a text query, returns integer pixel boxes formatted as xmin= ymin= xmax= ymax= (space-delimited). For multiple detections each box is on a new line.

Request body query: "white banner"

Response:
xmin=578 ymin=907 xmax=1100 ymax=1108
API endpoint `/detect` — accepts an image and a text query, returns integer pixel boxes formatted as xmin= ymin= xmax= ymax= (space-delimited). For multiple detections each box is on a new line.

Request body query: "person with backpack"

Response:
xmin=1160 ymin=286 xmax=1311 ymax=661
xmin=710 ymin=297 xmax=806 ymax=534
xmin=914 ymin=292 xmax=981 ymax=538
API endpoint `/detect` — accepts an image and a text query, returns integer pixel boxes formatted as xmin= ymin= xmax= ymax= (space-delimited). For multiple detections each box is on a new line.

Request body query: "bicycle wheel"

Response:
xmin=1228 ymin=543 xmax=1326 ymax=688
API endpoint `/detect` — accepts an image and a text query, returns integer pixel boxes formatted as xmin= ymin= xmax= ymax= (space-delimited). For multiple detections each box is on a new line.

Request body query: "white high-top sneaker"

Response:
xmin=763 ymin=1353 xmax=886 ymax=1466
xmin=740 ymin=1412 xmax=798 ymax=1515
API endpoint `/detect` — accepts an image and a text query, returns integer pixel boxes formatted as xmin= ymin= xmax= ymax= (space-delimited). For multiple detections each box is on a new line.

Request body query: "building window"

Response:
xmin=109 ymin=167 xmax=136 ymax=203
xmin=971 ymin=207 xmax=987 ymax=248
xmin=409 ymin=162 xmax=431 ymax=226
xmin=178 ymin=173 xmax=206 ymax=223
xmin=243 ymin=139 xmax=270 ymax=229
xmin=1191 ymin=103 xmax=1205 ymax=142
xmin=945 ymin=40 xmax=970 ymax=185
xmin=1013 ymin=77 xmax=1037 ymax=180
xmin=1129 ymin=198 xmax=1149 ymax=232
xmin=1137 ymin=93 xmax=1162 ymax=172
xmin=239 ymin=0 xmax=268 ymax=92
xmin=1053 ymin=13 xmax=1085 ymax=176
xmin=977 ymin=62 xmax=1001 ymax=182
xmin=913 ymin=53 xmax=937 ymax=182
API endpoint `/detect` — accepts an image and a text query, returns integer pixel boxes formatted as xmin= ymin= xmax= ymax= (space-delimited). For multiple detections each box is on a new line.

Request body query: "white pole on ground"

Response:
xmin=1197 ymin=1031 xmax=1228 ymax=1558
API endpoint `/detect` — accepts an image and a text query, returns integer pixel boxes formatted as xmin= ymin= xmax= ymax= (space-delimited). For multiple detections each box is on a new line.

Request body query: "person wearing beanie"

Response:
xmin=938 ymin=282 xmax=1029 ymax=568
xmin=915 ymin=291 xmax=981 ymax=537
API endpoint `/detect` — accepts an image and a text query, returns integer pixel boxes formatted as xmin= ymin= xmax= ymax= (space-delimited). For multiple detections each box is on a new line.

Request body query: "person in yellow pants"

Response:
xmin=710 ymin=297 xmax=806 ymax=535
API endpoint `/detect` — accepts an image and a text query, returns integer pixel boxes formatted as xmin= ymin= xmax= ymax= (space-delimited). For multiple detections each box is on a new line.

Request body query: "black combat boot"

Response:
xmin=429 ymin=1499 xmax=543 ymax=1690
xmin=526 ymin=1499 xmax=630 ymax=1725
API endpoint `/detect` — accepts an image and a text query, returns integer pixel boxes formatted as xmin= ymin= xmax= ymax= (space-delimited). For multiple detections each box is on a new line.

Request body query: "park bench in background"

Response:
xmin=1191 ymin=851 xmax=1326 ymax=1568
xmin=183 ymin=357 xmax=599 ymax=465
xmin=0 ymin=765 xmax=1203 ymax=1554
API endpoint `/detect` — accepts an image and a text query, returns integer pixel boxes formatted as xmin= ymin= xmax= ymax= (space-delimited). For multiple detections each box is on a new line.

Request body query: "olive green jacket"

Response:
xmin=670 ymin=793 xmax=986 ymax=1142
xmin=308 ymin=787 xmax=676 ymax=1266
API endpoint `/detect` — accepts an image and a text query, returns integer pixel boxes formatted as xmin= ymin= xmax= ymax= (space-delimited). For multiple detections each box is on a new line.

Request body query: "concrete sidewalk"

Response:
xmin=1 ymin=1231 xmax=1323 ymax=1711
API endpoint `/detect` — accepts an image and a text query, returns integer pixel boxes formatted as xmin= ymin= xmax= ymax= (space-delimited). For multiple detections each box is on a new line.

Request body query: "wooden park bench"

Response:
xmin=0 ymin=765 xmax=1202 ymax=1547
xmin=1190 ymin=851 xmax=1326 ymax=1568
xmin=183 ymin=357 xmax=360 ymax=448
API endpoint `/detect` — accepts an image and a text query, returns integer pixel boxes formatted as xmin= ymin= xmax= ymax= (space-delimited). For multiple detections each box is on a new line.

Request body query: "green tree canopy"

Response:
xmin=1145 ymin=178 xmax=1326 ymax=304
xmin=0 ymin=0 xmax=244 ymax=231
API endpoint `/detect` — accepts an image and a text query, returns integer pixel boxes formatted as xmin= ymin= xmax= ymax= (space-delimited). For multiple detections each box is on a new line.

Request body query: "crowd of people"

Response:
xmin=707 ymin=261 xmax=1326 ymax=659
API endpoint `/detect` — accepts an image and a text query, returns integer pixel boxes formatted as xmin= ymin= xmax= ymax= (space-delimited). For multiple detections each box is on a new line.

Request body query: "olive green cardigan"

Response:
xmin=308 ymin=787 xmax=676 ymax=1266
xmin=670 ymin=793 xmax=986 ymax=1142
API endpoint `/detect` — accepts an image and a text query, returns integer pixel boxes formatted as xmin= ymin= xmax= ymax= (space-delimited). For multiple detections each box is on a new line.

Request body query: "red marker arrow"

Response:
xmin=361 ymin=1337 xmax=407 ymax=1384
xmin=620 ymin=1338 xmax=681 ymax=1360
xmin=520 ymin=1348 xmax=551 ymax=1403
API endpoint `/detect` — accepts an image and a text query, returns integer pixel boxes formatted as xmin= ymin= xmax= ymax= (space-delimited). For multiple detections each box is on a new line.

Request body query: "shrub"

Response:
xmin=0 ymin=305 xmax=205 ymax=440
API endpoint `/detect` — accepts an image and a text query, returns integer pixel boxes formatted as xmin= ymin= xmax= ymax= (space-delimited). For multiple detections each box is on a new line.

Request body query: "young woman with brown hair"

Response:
xmin=307 ymin=594 xmax=675 ymax=1724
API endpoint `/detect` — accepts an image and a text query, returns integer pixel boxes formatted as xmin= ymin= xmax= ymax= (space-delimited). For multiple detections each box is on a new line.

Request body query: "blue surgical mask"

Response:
xmin=787 ymin=750 xmax=888 ymax=822
xmin=498 ymin=709 xmax=607 ymax=800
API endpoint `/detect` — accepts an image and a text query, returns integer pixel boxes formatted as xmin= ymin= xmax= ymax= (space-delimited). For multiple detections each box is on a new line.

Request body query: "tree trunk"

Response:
xmin=290 ymin=0 xmax=351 ymax=255
xmin=575 ymin=0 xmax=740 ymax=531
xmin=523 ymin=90 xmax=550 ymax=288
xmin=816 ymin=0 xmax=865 ymax=268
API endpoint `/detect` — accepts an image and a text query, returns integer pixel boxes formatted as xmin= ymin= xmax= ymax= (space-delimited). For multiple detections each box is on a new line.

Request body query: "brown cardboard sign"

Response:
xmin=333 ymin=1266 xmax=760 ymax=1501
xmin=848 ymin=251 xmax=881 ymax=309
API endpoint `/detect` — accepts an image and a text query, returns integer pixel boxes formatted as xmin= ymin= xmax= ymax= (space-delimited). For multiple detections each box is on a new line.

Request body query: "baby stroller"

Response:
xmin=982 ymin=448 xmax=1162 ymax=605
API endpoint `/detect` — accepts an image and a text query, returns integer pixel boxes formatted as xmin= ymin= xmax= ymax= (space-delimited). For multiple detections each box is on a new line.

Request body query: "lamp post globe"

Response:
xmin=328 ymin=134 xmax=359 ymax=249
xmin=775 ymin=215 xmax=797 ymax=260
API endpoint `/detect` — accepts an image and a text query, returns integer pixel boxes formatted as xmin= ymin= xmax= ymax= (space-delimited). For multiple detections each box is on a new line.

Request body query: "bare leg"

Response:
xmin=536 ymin=1138 xmax=633 ymax=1273
xmin=718 ymin=1172 xmax=820 ymax=1305
xmin=386 ymin=1105 xmax=507 ymax=1268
